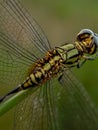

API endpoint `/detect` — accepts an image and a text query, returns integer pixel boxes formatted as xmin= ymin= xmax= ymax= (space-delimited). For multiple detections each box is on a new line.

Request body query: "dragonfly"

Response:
xmin=0 ymin=0 xmax=98 ymax=130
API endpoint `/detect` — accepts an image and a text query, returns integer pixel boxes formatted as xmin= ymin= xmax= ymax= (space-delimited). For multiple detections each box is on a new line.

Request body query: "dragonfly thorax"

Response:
xmin=76 ymin=29 xmax=98 ymax=55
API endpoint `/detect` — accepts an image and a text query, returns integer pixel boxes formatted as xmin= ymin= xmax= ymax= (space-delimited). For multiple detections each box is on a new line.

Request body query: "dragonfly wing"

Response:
xmin=58 ymin=69 xmax=98 ymax=129
xmin=14 ymin=70 xmax=98 ymax=130
xmin=0 ymin=0 xmax=51 ymax=96
xmin=14 ymin=81 xmax=59 ymax=130
xmin=0 ymin=0 xmax=51 ymax=55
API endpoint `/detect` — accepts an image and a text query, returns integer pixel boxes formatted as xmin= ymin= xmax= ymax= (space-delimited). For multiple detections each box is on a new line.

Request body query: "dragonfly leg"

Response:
xmin=77 ymin=53 xmax=98 ymax=68
xmin=83 ymin=54 xmax=98 ymax=60
xmin=58 ymin=74 xmax=63 ymax=82
xmin=77 ymin=59 xmax=86 ymax=68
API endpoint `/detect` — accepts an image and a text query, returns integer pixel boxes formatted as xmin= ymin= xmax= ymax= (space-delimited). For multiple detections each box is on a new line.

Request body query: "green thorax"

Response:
xmin=56 ymin=43 xmax=80 ymax=67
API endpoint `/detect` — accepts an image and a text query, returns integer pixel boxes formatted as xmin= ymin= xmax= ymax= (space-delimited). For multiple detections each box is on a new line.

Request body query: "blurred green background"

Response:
xmin=0 ymin=0 xmax=98 ymax=129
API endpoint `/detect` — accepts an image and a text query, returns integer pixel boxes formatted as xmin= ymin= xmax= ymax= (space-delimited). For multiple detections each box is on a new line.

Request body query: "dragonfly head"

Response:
xmin=76 ymin=29 xmax=98 ymax=55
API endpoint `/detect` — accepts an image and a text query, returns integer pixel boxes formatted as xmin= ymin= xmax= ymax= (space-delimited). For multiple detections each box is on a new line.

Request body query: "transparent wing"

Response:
xmin=14 ymin=70 xmax=98 ymax=130
xmin=58 ymin=69 xmax=98 ymax=129
xmin=0 ymin=0 xmax=51 ymax=96
xmin=14 ymin=81 xmax=58 ymax=130
xmin=0 ymin=0 xmax=51 ymax=54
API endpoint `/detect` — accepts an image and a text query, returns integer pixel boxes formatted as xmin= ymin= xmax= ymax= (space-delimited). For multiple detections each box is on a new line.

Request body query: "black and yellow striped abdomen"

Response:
xmin=21 ymin=49 xmax=63 ymax=89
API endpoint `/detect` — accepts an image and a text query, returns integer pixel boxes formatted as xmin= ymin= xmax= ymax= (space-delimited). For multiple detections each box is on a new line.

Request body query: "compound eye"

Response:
xmin=76 ymin=29 xmax=94 ymax=42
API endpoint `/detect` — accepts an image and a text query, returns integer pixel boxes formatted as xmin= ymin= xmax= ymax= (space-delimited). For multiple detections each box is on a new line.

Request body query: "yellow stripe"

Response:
xmin=44 ymin=63 xmax=51 ymax=71
xmin=30 ymin=74 xmax=38 ymax=84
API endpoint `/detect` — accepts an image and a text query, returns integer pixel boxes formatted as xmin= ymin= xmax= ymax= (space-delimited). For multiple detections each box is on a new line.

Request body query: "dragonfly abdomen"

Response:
xmin=21 ymin=49 xmax=62 ymax=89
xmin=0 ymin=50 xmax=62 ymax=102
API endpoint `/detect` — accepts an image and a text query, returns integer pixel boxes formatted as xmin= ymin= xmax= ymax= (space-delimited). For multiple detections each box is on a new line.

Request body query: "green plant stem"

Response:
xmin=0 ymin=87 xmax=37 ymax=117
